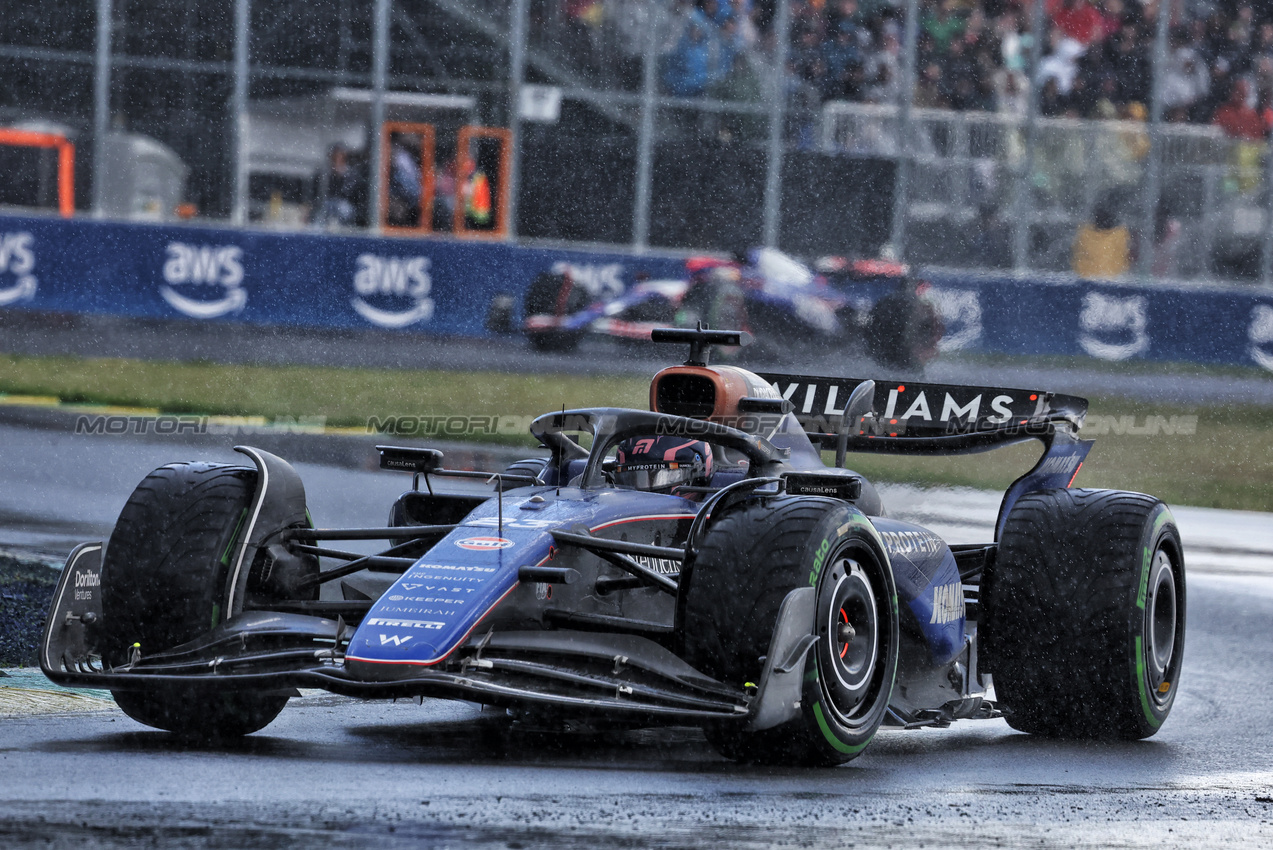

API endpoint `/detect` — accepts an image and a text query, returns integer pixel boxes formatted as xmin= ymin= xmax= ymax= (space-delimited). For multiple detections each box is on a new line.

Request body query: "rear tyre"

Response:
xmin=101 ymin=462 xmax=290 ymax=738
xmin=865 ymin=291 xmax=942 ymax=370
xmin=680 ymin=497 xmax=898 ymax=766
xmin=981 ymin=488 xmax=1185 ymax=739
xmin=523 ymin=272 xmax=589 ymax=352
xmin=498 ymin=458 xmax=550 ymax=491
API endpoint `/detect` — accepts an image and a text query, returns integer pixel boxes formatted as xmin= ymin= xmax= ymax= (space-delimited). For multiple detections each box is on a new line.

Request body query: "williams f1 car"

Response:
xmin=517 ymin=249 xmax=944 ymax=369
xmin=42 ymin=328 xmax=1184 ymax=765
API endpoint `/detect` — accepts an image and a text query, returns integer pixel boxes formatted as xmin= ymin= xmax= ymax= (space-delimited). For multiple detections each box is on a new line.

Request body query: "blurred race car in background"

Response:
xmin=508 ymin=248 xmax=944 ymax=369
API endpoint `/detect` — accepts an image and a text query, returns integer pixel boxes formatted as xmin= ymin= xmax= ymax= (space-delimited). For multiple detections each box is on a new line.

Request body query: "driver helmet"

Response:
xmin=613 ymin=437 xmax=713 ymax=492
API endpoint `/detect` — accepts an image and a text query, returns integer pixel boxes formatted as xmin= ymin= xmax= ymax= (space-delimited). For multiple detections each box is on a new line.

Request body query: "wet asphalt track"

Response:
xmin=1 ymin=417 xmax=1272 ymax=847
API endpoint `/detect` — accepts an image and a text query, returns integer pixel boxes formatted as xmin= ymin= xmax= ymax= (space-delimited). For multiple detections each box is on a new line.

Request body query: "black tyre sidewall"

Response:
xmin=101 ymin=463 xmax=255 ymax=666
xmin=985 ymin=489 xmax=1186 ymax=739
xmin=801 ymin=510 xmax=899 ymax=762
xmin=680 ymin=498 xmax=898 ymax=765
xmin=524 ymin=272 xmax=587 ymax=352
xmin=101 ymin=462 xmax=290 ymax=737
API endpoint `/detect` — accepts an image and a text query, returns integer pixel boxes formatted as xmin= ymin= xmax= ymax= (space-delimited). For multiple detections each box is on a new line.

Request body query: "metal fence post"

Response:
xmin=506 ymin=0 xmax=528 ymax=241
xmin=368 ymin=0 xmax=391 ymax=235
xmin=92 ymin=0 xmax=112 ymax=218
xmin=632 ymin=2 xmax=661 ymax=254
xmin=1011 ymin=0 xmax=1044 ymax=272
xmin=1261 ymin=140 xmax=1273 ymax=284
xmin=230 ymin=0 xmax=249 ymax=226
xmin=889 ymin=0 xmax=919 ymax=259
xmin=762 ymin=0 xmax=792 ymax=248
xmin=1138 ymin=0 xmax=1171 ymax=277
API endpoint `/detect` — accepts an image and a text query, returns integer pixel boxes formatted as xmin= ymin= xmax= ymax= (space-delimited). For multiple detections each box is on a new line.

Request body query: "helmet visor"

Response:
xmin=612 ymin=461 xmax=693 ymax=492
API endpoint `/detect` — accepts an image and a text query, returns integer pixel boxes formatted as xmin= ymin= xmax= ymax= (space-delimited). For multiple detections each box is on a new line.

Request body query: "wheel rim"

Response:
xmin=820 ymin=556 xmax=884 ymax=726
xmin=1145 ymin=547 xmax=1178 ymax=703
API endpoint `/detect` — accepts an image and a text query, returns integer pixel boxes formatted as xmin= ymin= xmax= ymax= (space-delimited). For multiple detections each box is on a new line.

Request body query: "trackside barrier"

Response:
xmin=923 ymin=271 xmax=1273 ymax=372
xmin=0 ymin=213 xmax=1271 ymax=372
xmin=0 ymin=213 xmax=681 ymax=332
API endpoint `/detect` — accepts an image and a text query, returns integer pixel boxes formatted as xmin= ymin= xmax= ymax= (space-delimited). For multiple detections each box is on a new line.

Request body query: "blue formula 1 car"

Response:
xmin=41 ymin=328 xmax=1184 ymax=765
xmin=519 ymin=249 xmax=945 ymax=370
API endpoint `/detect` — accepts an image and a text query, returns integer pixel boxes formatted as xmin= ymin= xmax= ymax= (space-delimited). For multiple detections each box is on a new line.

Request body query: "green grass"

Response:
xmin=0 ymin=353 xmax=649 ymax=433
xmin=2 ymin=352 xmax=1271 ymax=512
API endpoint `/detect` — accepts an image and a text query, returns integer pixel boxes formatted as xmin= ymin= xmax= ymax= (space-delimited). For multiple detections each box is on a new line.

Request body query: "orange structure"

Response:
xmin=0 ymin=128 xmax=75 ymax=218
xmin=378 ymin=122 xmax=436 ymax=234
xmin=453 ymin=126 xmax=511 ymax=239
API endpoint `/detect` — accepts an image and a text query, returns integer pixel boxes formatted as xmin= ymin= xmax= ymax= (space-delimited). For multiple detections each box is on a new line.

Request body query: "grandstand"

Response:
xmin=2 ymin=0 xmax=1273 ymax=281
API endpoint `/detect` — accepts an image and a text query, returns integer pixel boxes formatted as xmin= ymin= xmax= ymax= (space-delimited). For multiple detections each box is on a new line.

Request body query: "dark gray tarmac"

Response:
xmin=0 ymin=571 xmax=1270 ymax=847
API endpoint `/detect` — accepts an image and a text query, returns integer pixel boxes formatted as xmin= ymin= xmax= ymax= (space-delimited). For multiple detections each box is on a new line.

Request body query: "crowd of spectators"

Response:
xmin=649 ymin=0 xmax=1273 ymax=139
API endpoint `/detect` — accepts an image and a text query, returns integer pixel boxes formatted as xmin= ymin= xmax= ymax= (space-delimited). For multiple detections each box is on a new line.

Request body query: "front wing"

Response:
xmin=41 ymin=543 xmax=816 ymax=728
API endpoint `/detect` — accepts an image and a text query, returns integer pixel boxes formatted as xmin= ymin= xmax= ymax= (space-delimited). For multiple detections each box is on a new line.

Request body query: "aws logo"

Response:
xmin=1249 ymin=304 xmax=1273 ymax=371
xmin=160 ymin=243 xmax=246 ymax=318
xmin=351 ymin=254 xmax=434 ymax=328
xmin=1078 ymin=291 xmax=1149 ymax=361
xmin=930 ymin=287 xmax=982 ymax=352
xmin=0 ymin=232 xmax=37 ymax=306
xmin=551 ymin=261 xmax=623 ymax=298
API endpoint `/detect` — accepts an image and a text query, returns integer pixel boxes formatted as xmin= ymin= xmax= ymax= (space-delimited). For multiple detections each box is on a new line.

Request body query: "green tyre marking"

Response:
xmin=1134 ymin=635 xmax=1162 ymax=729
xmin=1137 ymin=509 xmax=1171 ymax=610
xmin=220 ymin=507 xmax=250 ymax=567
xmin=812 ymin=701 xmax=872 ymax=755
xmin=215 ymin=506 xmax=250 ymax=628
xmin=807 ymin=537 xmax=833 ymax=586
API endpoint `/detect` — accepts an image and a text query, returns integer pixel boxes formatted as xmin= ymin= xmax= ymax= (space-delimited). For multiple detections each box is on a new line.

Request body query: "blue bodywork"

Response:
xmin=873 ymin=517 xmax=965 ymax=665
xmin=346 ymin=488 xmax=697 ymax=677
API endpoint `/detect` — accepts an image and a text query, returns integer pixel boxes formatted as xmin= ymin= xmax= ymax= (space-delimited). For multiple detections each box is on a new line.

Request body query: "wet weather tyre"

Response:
xmin=498 ymin=458 xmax=550 ymax=491
xmin=865 ymin=293 xmax=941 ymax=370
xmin=981 ymin=488 xmax=1185 ymax=740
xmin=680 ymin=497 xmax=898 ymax=766
xmin=101 ymin=462 xmax=289 ymax=738
xmin=523 ymin=272 xmax=588 ymax=352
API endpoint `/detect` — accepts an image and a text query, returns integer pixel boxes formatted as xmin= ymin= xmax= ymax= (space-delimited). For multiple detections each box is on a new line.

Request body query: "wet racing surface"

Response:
xmin=2 ymin=569 xmax=1272 ymax=850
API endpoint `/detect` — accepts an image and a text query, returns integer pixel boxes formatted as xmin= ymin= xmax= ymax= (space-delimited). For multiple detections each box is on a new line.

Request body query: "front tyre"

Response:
xmin=523 ymin=272 xmax=588 ymax=352
xmin=982 ymin=488 xmax=1185 ymax=739
xmin=101 ymin=462 xmax=291 ymax=738
xmin=680 ymin=498 xmax=898 ymax=766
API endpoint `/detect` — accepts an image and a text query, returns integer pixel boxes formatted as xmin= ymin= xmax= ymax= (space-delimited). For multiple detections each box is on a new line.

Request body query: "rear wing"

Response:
xmin=756 ymin=372 xmax=1088 ymax=455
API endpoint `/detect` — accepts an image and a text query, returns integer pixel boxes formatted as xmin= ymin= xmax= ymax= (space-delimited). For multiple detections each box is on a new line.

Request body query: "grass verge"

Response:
xmin=2 ymin=352 xmax=1271 ymax=512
